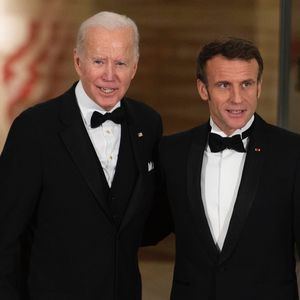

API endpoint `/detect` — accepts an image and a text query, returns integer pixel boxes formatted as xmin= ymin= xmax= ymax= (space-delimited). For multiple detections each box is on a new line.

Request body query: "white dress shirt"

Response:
xmin=201 ymin=116 xmax=254 ymax=250
xmin=75 ymin=81 xmax=121 ymax=187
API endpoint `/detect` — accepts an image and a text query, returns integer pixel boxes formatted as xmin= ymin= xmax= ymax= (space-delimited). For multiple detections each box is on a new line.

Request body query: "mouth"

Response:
xmin=227 ymin=109 xmax=245 ymax=115
xmin=98 ymin=87 xmax=117 ymax=94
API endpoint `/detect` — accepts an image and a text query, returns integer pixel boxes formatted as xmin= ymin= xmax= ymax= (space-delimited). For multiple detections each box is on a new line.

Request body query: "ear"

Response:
xmin=73 ymin=48 xmax=82 ymax=77
xmin=257 ymin=78 xmax=262 ymax=99
xmin=130 ymin=60 xmax=138 ymax=80
xmin=197 ymin=79 xmax=209 ymax=101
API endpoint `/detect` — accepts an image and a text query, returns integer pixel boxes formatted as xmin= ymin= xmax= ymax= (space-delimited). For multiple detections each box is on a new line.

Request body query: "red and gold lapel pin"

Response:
xmin=254 ymin=147 xmax=261 ymax=152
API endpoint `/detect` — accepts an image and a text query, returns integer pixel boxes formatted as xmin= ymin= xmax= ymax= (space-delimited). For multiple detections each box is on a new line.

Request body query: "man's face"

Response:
xmin=197 ymin=55 xmax=262 ymax=135
xmin=74 ymin=26 xmax=138 ymax=111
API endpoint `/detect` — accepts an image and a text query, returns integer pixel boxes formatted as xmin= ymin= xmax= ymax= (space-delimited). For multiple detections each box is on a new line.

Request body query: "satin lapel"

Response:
xmin=187 ymin=124 xmax=220 ymax=262
xmin=220 ymin=115 xmax=266 ymax=264
xmin=58 ymin=90 xmax=112 ymax=221
xmin=119 ymin=101 xmax=144 ymax=232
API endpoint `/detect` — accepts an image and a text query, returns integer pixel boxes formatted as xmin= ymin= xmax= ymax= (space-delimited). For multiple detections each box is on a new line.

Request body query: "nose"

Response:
xmin=102 ymin=62 xmax=115 ymax=81
xmin=230 ymin=86 xmax=243 ymax=104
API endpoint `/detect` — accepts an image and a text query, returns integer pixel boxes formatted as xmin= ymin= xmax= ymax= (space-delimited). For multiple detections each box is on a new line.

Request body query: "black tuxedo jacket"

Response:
xmin=159 ymin=114 xmax=300 ymax=300
xmin=0 ymin=84 xmax=162 ymax=300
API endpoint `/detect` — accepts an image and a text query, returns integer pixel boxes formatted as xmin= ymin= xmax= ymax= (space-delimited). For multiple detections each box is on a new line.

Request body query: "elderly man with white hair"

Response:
xmin=0 ymin=11 xmax=162 ymax=300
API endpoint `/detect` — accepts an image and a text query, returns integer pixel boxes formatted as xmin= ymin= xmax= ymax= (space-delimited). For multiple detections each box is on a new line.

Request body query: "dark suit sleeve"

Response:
xmin=0 ymin=113 xmax=42 ymax=299
xmin=294 ymin=154 xmax=300 ymax=258
xmin=141 ymin=137 xmax=174 ymax=246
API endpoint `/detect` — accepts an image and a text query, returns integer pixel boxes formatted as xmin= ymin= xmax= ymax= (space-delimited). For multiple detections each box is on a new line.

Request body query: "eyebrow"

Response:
xmin=242 ymin=78 xmax=256 ymax=82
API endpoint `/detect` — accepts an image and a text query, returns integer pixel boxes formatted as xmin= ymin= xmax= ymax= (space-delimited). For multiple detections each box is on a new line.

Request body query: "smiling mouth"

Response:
xmin=99 ymin=87 xmax=117 ymax=94
xmin=227 ymin=109 xmax=245 ymax=114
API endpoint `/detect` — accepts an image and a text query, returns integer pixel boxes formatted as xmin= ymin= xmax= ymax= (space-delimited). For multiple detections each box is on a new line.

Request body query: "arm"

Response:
xmin=142 ymin=179 xmax=173 ymax=246
xmin=142 ymin=134 xmax=174 ymax=246
xmin=295 ymin=153 xmax=300 ymax=257
xmin=0 ymin=112 xmax=42 ymax=299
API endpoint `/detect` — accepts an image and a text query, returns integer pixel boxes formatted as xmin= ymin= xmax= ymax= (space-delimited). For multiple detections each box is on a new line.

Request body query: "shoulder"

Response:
xmin=268 ymin=124 xmax=300 ymax=151
xmin=15 ymin=85 xmax=75 ymax=123
xmin=124 ymin=97 xmax=161 ymax=122
xmin=256 ymin=114 xmax=300 ymax=142
xmin=123 ymin=97 xmax=162 ymax=140
xmin=10 ymin=86 xmax=74 ymax=136
xmin=158 ymin=125 xmax=207 ymax=168
xmin=162 ymin=124 xmax=207 ymax=145
xmin=255 ymin=114 xmax=300 ymax=153
xmin=160 ymin=124 xmax=207 ymax=155
xmin=268 ymin=123 xmax=300 ymax=139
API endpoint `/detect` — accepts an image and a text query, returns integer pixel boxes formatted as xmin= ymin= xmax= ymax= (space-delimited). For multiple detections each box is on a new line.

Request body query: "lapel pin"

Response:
xmin=254 ymin=147 xmax=261 ymax=152
xmin=138 ymin=132 xmax=143 ymax=138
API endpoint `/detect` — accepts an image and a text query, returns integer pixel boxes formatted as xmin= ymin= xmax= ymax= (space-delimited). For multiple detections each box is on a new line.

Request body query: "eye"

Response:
xmin=216 ymin=82 xmax=230 ymax=89
xmin=115 ymin=61 xmax=127 ymax=66
xmin=241 ymin=80 xmax=254 ymax=88
xmin=94 ymin=59 xmax=104 ymax=65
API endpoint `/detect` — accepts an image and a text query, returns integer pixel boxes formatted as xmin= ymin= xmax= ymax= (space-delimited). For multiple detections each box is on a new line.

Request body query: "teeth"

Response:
xmin=100 ymin=87 xmax=115 ymax=94
xmin=228 ymin=110 xmax=243 ymax=114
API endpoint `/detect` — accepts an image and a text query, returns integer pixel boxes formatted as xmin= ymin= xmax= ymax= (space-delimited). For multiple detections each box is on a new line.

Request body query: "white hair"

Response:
xmin=76 ymin=11 xmax=139 ymax=60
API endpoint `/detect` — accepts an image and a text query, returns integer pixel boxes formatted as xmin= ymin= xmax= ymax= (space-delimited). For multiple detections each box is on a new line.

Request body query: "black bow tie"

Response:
xmin=90 ymin=107 xmax=126 ymax=128
xmin=208 ymin=127 xmax=251 ymax=153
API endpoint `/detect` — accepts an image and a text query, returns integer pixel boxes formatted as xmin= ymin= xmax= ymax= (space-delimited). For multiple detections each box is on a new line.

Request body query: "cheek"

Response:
xmin=246 ymin=92 xmax=259 ymax=107
xmin=82 ymin=68 xmax=99 ymax=82
xmin=209 ymin=94 xmax=227 ymax=110
xmin=120 ymin=73 xmax=134 ymax=87
xmin=208 ymin=100 xmax=220 ymax=116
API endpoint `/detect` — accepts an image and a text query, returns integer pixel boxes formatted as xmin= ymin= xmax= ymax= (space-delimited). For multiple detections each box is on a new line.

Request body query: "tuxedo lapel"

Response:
xmin=58 ymin=88 xmax=112 ymax=221
xmin=187 ymin=124 xmax=220 ymax=262
xmin=220 ymin=115 xmax=266 ymax=264
xmin=119 ymin=100 xmax=145 ymax=232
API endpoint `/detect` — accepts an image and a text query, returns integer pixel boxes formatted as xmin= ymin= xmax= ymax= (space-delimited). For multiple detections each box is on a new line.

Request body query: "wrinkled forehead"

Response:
xmin=206 ymin=56 xmax=260 ymax=80
xmin=83 ymin=26 xmax=137 ymax=58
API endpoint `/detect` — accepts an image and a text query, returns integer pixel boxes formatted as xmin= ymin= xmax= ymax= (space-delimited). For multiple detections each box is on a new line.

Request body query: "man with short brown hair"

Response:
xmin=157 ymin=37 xmax=300 ymax=299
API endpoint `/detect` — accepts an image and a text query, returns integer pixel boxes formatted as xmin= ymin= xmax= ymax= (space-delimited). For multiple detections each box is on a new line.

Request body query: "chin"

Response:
xmin=228 ymin=117 xmax=248 ymax=127
xmin=99 ymin=100 xmax=119 ymax=110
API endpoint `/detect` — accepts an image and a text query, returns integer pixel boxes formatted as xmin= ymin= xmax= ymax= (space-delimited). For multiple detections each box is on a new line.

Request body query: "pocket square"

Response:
xmin=147 ymin=161 xmax=154 ymax=172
